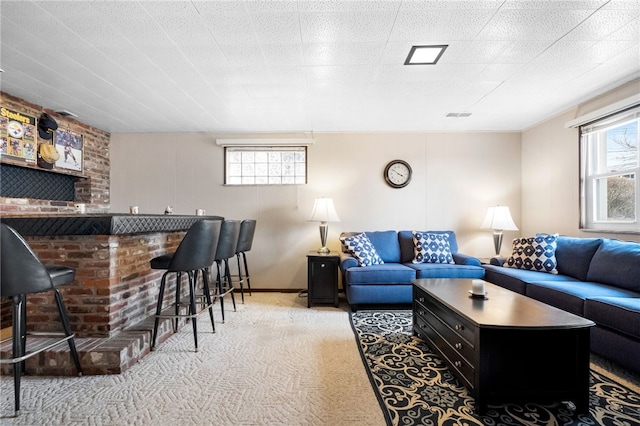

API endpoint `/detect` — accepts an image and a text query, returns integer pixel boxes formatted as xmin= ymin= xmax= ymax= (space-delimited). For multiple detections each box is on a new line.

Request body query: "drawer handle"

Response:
xmin=321 ymin=263 xmax=326 ymax=268
xmin=418 ymin=297 xmax=425 ymax=303
xmin=455 ymin=343 xmax=463 ymax=350
xmin=454 ymin=361 xmax=462 ymax=368
xmin=455 ymin=324 xmax=464 ymax=331
xmin=419 ymin=310 xmax=425 ymax=316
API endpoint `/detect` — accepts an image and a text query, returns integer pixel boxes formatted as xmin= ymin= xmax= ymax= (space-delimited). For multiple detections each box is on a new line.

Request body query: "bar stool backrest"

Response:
xmin=1 ymin=224 xmax=54 ymax=296
xmin=168 ymin=220 xmax=221 ymax=272
xmin=215 ymin=220 xmax=241 ymax=261
xmin=236 ymin=220 xmax=256 ymax=254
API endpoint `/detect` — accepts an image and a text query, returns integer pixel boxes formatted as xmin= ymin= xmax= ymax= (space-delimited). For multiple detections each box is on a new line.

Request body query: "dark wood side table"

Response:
xmin=307 ymin=252 xmax=340 ymax=308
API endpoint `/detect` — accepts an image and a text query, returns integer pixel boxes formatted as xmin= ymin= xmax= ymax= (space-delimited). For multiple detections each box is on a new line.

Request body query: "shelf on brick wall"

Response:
xmin=0 ymin=161 xmax=87 ymax=201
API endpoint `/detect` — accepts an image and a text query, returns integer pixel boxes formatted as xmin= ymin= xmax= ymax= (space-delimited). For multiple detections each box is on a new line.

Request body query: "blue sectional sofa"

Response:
xmin=339 ymin=230 xmax=484 ymax=310
xmin=483 ymin=235 xmax=640 ymax=375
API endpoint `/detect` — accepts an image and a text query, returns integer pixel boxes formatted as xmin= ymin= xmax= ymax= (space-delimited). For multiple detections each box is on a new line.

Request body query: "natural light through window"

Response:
xmin=580 ymin=106 xmax=639 ymax=232
xmin=225 ymin=146 xmax=307 ymax=185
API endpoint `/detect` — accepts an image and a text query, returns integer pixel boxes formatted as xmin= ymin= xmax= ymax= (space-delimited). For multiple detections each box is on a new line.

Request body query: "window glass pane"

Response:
xmin=225 ymin=146 xmax=307 ymax=185
xmin=594 ymin=174 xmax=636 ymax=222
xmin=605 ymin=121 xmax=638 ymax=171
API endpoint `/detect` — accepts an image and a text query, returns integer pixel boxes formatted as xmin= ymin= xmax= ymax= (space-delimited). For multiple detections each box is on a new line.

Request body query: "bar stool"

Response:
xmin=234 ymin=219 xmax=256 ymax=303
xmin=0 ymin=224 xmax=83 ymax=417
xmin=213 ymin=220 xmax=241 ymax=322
xmin=150 ymin=219 xmax=221 ymax=352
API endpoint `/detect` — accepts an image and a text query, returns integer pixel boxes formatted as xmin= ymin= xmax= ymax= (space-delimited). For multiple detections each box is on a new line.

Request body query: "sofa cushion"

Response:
xmin=483 ymin=264 xmax=578 ymax=294
xmin=345 ymin=263 xmax=416 ymax=285
xmin=398 ymin=230 xmax=458 ymax=263
xmin=408 ymin=263 xmax=485 ymax=279
xmin=587 ymin=239 xmax=640 ymax=292
xmin=412 ymin=231 xmax=454 ymax=264
xmin=504 ymin=234 xmax=558 ymax=274
xmin=526 ymin=280 xmax=639 ymax=316
xmin=584 ymin=297 xmax=640 ymax=338
xmin=555 ymin=236 xmax=602 ymax=281
xmin=340 ymin=233 xmax=384 ymax=266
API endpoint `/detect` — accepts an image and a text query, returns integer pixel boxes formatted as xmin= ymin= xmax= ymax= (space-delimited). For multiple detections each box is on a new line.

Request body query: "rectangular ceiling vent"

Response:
xmin=445 ymin=112 xmax=472 ymax=118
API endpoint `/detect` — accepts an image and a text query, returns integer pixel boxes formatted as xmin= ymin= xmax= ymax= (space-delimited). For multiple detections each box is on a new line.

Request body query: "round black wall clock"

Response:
xmin=384 ymin=160 xmax=412 ymax=188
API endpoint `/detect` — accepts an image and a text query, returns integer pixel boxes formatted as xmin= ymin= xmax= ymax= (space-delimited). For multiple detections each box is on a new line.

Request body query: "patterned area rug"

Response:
xmin=350 ymin=310 xmax=640 ymax=426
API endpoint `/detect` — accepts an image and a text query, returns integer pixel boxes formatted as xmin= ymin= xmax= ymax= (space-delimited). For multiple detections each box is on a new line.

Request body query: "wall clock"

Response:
xmin=384 ymin=160 xmax=412 ymax=188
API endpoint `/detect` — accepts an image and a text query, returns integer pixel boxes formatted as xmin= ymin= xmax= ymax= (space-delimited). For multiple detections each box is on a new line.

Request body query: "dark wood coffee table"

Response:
xmin=412 ymin=278 xmax=595 ymax=414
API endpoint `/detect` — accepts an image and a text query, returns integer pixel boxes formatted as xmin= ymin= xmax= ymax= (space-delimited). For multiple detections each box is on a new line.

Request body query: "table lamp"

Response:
xmin=481 ymin=205 xmax=518 ymax=256
xmin=310 ymin=197 xmax=340 ymax=253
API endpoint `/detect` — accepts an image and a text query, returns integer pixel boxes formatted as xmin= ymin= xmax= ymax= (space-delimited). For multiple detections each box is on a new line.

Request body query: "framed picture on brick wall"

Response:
xmin=54 ymin=128 xmax=83 ymax=172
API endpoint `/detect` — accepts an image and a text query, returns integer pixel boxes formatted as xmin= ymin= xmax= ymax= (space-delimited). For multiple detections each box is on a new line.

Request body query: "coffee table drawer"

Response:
xmin=414 ymin=314 xmax=475 ymax=389
xmin=415 ymin=291 xmax=476 ymax=346
xmin=415 ymin=303 xmax=476 ymax=364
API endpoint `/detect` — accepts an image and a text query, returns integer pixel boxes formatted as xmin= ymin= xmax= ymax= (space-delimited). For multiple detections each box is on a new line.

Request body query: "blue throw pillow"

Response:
xmin=504 ymin=234 xmax=558 ymax=274
xmin=412 ymin=231 xmax=455 ymax=264
xmin=340 ymin=233 xmax=384 ymax=267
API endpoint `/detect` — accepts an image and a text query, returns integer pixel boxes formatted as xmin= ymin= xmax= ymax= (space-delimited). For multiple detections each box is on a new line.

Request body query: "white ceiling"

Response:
xmin=1 ymin=0 xmax=639 ymax=134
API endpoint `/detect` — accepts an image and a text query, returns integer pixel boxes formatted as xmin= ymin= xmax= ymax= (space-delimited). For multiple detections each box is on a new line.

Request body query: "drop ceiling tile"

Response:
xmin=250 ymin=12 xmax=302 ymax=43
xmin=564 ymin=9 xmax=640 ymax=40
xmin=299 ymin=11 xmax=395 ymax=43
xmin=303 ymin=42 xmax=386 ymax=66
xmin=305 ymin=65 xmax=376 ymax=84
xmin=606 ymin=16 xmax=640 ymax=40
xmin=204 ymin=13 xmax=258 ymax=45
xmin=298 ymin=0 xmax=401 ymax=12
xmin=476 ymin=9 xmax=589 ymax=40
xmin=261 ymin=43 xmax=305 ymax=66
xmin=398 ymin=1 xmax=503 ymax=10
xmin=500 ymin=0 xmax=607 ymax=9
xmin=391 ymin=9 xmax=494 ymax=41
xmin=218 ymin=44 xmax=267 ymax=67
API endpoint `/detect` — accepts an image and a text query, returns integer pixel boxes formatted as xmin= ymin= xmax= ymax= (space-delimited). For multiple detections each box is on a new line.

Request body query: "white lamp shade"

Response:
xmin=310 ymin=197 xmax=340 ymax=222
xmin=481 ymin=206 xmax=518 ymax=231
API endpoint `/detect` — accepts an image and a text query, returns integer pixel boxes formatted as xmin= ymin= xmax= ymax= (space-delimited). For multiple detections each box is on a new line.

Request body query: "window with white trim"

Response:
xmin=224 ymin=146 xmax=307 ymax=185
xmin=580 ymin=105 xmax=639 ymax=232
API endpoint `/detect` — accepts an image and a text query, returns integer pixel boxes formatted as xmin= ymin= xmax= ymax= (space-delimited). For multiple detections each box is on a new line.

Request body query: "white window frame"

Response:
xmin=223 ymin=146 xmax=307 ymax=186
xmin=579 ymin=105 xmax=640 ymax=233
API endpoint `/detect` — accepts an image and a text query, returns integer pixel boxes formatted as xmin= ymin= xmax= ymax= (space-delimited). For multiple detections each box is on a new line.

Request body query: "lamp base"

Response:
xmin=317 ymin=222 xmax=330 ymax=254
xmin=492 ymin=231 xmax=503 ymax=256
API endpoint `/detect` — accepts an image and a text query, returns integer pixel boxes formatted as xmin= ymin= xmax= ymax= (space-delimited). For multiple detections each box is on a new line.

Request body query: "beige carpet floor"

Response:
xmin=0 ymin=292 xmax=386 ymax=425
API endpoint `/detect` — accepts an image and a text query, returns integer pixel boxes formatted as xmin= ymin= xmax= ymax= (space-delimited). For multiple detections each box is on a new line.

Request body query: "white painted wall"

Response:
xmin=110 ymin=131 xmax=521 ymax=290
xmin=521 ymin=78 xmax=640 ymax=242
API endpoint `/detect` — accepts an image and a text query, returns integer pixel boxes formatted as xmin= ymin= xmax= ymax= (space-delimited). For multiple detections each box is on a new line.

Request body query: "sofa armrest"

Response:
xmin=340 ymin=252 xmax=358 ymax=271
xmin=452 ymin=253 xmax=482 ymax=266
xmin=490 ymin=256 xmax=507 ymax=266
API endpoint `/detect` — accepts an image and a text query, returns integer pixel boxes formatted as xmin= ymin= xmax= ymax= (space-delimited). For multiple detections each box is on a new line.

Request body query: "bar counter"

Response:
xmin=1 ymin=213 xmax=223 ymax=338
xmin=1 ymin=213 xmax=225 ymax=374
xmin=1 ymin=213 xmax=223 ymax=236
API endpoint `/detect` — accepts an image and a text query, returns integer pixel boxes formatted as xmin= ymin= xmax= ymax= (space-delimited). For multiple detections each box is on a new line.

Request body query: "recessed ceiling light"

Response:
xmin=404 ymin=45 xmax=448 ymax=65
xmin=446 ymin=112 xmax=472 ymax=118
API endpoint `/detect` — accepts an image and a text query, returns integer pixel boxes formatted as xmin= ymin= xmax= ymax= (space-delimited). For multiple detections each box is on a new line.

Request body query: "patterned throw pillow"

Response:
xmin=504 ymin=234 xmax=559 ymax=274
xmin=412 ymin=231 xmax=455 ymax=264
xmin=340 ymin=233 xmax=384 ymax=267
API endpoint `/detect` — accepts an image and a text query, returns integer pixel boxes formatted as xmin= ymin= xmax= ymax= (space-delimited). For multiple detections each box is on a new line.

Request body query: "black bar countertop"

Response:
xmin=1 ymin=214 xmax=224 ymax=236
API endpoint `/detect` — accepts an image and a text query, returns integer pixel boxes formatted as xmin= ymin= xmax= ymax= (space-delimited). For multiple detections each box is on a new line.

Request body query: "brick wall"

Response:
xmin=1 ymin=91 xmax=111 ymax=329
xmin=20 ymin=232 xmax=183 ymax=337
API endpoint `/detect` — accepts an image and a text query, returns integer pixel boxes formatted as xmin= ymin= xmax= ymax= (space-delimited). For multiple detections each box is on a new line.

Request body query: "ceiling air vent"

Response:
xmin=56 ymin=110 xmax=78 ymax=118
xmin=445 ymin=112 xmax=472 ymax=118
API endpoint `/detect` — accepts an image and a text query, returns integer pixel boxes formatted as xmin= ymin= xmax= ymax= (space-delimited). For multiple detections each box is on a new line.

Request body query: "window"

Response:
xmin=224 ymin=146 xmax=307 ymax=185
xmin=580 ymin=105 xmax=639 ymax=232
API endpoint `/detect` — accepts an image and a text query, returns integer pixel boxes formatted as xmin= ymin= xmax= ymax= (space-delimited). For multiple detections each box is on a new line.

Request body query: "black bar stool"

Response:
xmin=213 ymin=220 xmax=241 ymax=322
xmin=234 ymin=219 xmax=256 ymax=303
xmin=1 ymin=224 xmax=83 ymax=417
xmin=150 ymin=219 xmax=221 ymax=352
